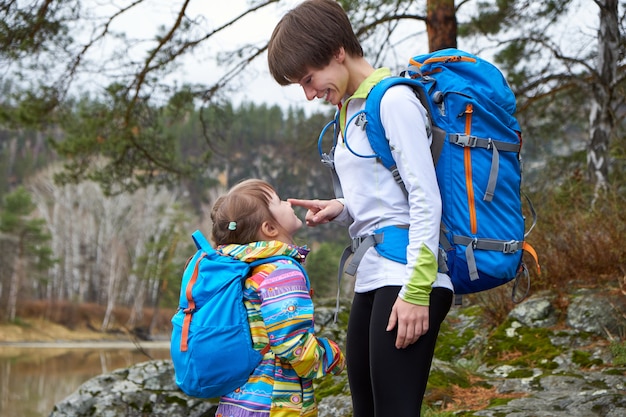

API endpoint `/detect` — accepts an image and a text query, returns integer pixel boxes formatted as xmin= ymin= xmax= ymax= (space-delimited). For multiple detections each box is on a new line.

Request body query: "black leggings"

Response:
xmin=346 ymin=286 xmax=453 ymax=417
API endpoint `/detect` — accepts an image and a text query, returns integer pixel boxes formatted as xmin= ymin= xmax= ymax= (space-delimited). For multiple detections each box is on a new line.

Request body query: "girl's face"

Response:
xmin=268 ymin=191 xmax=303 ymax=240
xmin=298 ymin=52 xmax=348 ymax=105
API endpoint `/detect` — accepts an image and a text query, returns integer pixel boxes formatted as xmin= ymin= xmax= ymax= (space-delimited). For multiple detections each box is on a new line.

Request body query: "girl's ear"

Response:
xmin=259 ymin=220 xmax=279 ymax=240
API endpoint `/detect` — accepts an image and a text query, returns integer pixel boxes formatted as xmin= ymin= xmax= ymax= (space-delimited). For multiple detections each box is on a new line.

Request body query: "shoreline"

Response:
xmin=0 ymin=340 xmax=170 ymax=349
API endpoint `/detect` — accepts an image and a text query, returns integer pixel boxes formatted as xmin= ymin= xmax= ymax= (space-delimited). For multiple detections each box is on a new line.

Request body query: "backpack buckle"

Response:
xmin=355 ymin=113 xmax=368 ymax=130
xmin=351 ymin=236 xmax=365 ymax=252
xmin=454 ymin=134 xmax=478 ymax=147
xmin=502 ymin=240 xmax=520 ymax=254
xmin=321 ymin=152 xmax=335 ymax=169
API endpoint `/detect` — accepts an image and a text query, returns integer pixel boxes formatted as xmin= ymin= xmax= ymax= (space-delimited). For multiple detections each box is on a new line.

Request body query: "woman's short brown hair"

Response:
xmin=268 ymin=0 xmax=363 ymax=85
xmin=210 ymin=179 xmax=278 ymax=245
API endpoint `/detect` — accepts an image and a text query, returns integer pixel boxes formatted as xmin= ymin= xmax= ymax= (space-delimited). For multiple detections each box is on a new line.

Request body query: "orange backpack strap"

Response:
xmin=180 ymin=253 xmax=207 ymax=352
xmin=522 ymin=241 xmax=541 ymax=275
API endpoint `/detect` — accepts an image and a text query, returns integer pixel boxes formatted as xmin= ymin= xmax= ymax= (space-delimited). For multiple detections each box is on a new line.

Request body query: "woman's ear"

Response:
xmin=335 ymin=46 xmax=345 ymax=62
xmin=259 ymin=220 xmax=279 ymax=240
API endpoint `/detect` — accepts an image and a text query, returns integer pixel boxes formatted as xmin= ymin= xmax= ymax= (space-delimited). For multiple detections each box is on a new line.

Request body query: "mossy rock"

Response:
xmin=483 ymin=318 xmax=561 ymax=368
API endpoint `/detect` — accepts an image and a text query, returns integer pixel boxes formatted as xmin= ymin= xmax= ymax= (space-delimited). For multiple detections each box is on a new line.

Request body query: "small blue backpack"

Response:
xmin=170 ymin=230 xmax=307 ymax=398
xmin=320 ymin=49 xmax=539 ymax=301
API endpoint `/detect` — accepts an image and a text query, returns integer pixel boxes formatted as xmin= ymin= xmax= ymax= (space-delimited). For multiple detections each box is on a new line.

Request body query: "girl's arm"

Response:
xmin=259 ymin=262 xmax=345 ymax=379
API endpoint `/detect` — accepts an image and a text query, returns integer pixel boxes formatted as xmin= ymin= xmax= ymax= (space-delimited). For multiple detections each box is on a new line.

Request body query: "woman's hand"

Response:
xmin=386 ymin=298 xmax=430 ymax=349
xmin=288 ymin=198 xmax=344 ymax=227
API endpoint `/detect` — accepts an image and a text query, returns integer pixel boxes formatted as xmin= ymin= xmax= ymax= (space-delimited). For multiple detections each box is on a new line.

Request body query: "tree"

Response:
xmin=27 ymin=165 xmax=192 ymax=327
xmin=2 ymin=0 xmax=438 ymax=191
xmin=0 ymin=186 xmax=54 ymax=321
xmin=427 ymin=0 xmax=457 ymax=51
xmin=1 ymin=0 xmax=624 ymax=199
xmin=588 ymin=0 xmax=621 ymax=205
xmin=463 ymin=0 xmax=625 ymax=204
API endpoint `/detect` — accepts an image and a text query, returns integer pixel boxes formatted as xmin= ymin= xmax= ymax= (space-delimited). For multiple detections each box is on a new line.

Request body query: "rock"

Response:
xmin=509 ymin=293 xmax=558 ymax=327
xmin=48 ymin=360 xmax=216 ymax=417
xmin=474 ymin=373 xmax=626 ymax=417
xmin=316 ymin=395 xmax=353 ymax=417
xmin=566 ymin=288 xmax=626 ymax=336
xmin=49 ymin=291 xmax=626 ymax=417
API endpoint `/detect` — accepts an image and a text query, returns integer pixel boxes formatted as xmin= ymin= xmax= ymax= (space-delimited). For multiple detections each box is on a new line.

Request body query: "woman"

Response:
xmin=267 ymin=1 xmax=454 ymax=416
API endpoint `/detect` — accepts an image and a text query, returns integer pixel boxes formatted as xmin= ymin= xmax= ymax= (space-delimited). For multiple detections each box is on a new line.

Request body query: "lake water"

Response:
xmin=0 ymin=342 xmax=171 ymax=417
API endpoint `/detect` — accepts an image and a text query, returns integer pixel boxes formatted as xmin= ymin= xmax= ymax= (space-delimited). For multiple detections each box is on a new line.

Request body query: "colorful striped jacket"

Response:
xmin=215 ymin=241 xmax=345 ymax=417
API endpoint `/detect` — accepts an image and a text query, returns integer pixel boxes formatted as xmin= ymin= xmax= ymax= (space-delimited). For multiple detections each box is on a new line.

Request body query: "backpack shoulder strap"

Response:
xmin=364 ymin=77 xmax=414 ymax=173
xmin=364 ymin=77 xmax=444 ymax=185
xmin=191 ymin=230 xmax=216 ymax=255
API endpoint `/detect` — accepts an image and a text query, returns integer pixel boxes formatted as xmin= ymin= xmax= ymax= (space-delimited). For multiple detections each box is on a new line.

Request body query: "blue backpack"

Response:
xmin=320 ymin=49 xmax=539 ymax=301
xmin=170 ymin=230 xmax=308 ymax=398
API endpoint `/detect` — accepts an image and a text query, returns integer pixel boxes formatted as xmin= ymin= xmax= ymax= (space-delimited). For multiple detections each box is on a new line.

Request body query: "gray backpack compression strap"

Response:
xmin=453 ymin=235 xmax=523 ymax=281
xmin=334 ymin=246 xmax=352 ymax=322
xmin=449 ymin=134 xmax=520 ymax=203
xmin=333 ymin=233 xmax=384 ymax=322
xmin=346 ymin=234 xmax=384 ymax=275
xmin=438 ymin=227 xmax=450 ymax=274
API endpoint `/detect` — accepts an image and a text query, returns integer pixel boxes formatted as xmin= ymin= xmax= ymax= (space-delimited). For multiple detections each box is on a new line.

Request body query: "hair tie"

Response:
xmin=228 ymin=221 xmax=237 ymax=231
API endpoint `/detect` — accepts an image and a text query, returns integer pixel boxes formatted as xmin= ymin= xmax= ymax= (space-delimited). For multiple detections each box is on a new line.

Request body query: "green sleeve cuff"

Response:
xmin=401 ymin=243 xmax=438 ymax=306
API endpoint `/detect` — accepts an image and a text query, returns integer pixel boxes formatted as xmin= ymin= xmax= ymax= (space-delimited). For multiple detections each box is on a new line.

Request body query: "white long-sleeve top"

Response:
xmin=332 ymin=68 xmax=453 ymax=305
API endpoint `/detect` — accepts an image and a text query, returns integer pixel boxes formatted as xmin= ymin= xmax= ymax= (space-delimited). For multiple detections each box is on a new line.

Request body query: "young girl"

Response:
xmin=211 ymin=178 xmax=345 ymax=417
xmin=268 ymin=1 xmax=454 ymax=416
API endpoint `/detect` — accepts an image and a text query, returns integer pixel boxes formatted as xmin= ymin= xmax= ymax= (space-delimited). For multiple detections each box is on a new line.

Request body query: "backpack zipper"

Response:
xmin=463 ymin=103 xmax=477 ymax=234
xmin=180 ymin=253 xmax=207 ymax=352
xmin=409 ymin=55 xmax=477 ymax=72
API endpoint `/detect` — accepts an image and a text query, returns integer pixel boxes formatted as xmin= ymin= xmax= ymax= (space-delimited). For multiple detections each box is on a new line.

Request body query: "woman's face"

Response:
xmin=297 ymin=51 xmax=348 ymax=105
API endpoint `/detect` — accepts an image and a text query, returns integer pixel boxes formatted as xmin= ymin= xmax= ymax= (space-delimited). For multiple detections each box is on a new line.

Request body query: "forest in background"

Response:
xmin=1 ymin=97 xmax=624 ymax=335
xmin=0 ymin=102 xmax=353 ymax=330
xmin=0 ymin=0 xmax=624 ymax=336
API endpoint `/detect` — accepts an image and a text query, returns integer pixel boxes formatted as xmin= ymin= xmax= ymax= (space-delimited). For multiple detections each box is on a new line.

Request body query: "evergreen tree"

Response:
xmin=0 ymin=186 xmax=54 ymax=321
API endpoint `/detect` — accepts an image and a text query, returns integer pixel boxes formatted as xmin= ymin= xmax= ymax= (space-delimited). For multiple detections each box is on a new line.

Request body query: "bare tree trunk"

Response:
xmin=588 ymin=0 xmax=619 ymax=206
xmin=426 ymin=0 xmax=457 ymax=52
xmin=101 ymin=245 xmax=120 ymax=331
xmin=7 ymin=239 xmax=24 ymax=321
xmin=128 ymin=283 xmax=146 ymax=328
xmin=51 ymin=183 xmax=64 ymax=301
xmin=149 ymin=279 xmax=164 ymax=336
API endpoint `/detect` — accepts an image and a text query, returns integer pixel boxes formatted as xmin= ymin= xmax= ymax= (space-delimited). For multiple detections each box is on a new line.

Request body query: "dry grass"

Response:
xmin=528 ymin=182 xmax=625 ymax=293
xmin=442 ymin=384 xmax=526 ymax=412
xmin=426 ymin=375 xmax=526 ymax=413
xmin=12 ymin=300 xmax=176 ymax=338
xmin=466 ymin=182 xmax=626 ymax=326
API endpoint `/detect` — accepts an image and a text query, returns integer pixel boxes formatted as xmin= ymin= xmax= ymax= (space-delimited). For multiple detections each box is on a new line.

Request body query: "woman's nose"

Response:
xmin=302 ymin=85 xmax=317 ymax=101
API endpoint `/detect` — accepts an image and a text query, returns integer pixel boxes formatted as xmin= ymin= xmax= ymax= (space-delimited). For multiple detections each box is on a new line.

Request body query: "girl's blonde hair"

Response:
xmin=210 ymin=179 xmax=279 ymax=245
